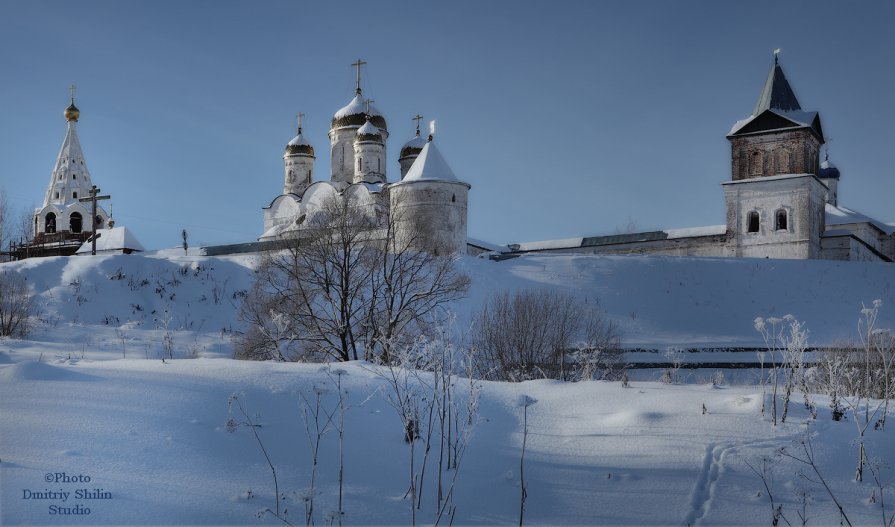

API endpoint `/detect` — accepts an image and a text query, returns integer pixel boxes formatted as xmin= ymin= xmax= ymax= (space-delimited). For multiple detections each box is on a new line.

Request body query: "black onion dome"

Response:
xmin=285 ymin=132 xmax=315 ymax=157
xmin=355 ymin=119 xmax=383 ymax=143
xmin=332 ymin=93 xmax=387 ymax=131
xmin=399 ymin=133 xmax=426 ymax=159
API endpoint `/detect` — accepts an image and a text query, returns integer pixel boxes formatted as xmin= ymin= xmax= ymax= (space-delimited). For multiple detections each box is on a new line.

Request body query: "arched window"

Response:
xmin=54 ymin=192 xmax=59 ymax=199
xmin=775 ymin=209 xmax=788 ymax=231
xmin=747 ymin=211 xmax=760 ymax=233
xmin=45 ymin=213 xmax=57 ymax=234
xmin=751 ymin=151 xmax=762 ymax=175
xmin=73 ymin=192 xmax=78 ymax=199
xmin=70 ymin=212 xmax=83 ymax=233
xmin=73 ymin=173 xmax=77 ymax=180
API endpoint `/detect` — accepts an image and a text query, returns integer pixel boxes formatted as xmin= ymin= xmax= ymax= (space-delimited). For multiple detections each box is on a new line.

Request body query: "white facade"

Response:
xmin=261 ymin=69 xmax=470 ymax=256
xmin=34 ymin=98 xmax=108 ymax=239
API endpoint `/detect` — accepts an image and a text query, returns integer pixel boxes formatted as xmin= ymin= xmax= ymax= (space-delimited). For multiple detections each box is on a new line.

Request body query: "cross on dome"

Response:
xmin=413 ymin=114 xmax=423 ymax=136
xmin=351 ymin=58 xmax=367 ymax=95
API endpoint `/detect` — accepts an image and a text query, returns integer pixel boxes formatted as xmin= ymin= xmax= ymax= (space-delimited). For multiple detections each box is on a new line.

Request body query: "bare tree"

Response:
xmin=472 ymin=290 xmax=620 ymax=382
xmin=0 ymin=270 xmax=36 ymax=337
xmin=367 ymin=210 xmax=470 ymax=363
xmin=234 ymin=281 xmax=304 ymax=361
xmin=236 ymin=194 xmax=469 ymax=364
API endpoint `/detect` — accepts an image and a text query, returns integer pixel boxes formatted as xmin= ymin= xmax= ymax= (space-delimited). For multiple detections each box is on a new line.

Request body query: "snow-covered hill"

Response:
xmin=2 ymin=251 xmax=895 ymax=524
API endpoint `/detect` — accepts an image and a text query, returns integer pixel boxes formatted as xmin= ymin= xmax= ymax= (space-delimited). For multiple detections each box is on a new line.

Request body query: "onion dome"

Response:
xmin=355 ymin=117 xmax=383 ymax=143
xmin=332 ymin=93 xmax=387 ymax=131
xmin=819 ymin=152 xmax=840 ymax=180
xmin=64 ymin=102 xmax=80 ymax=121
xmin=285 ymin=128 xmax=314 ymax=156
xmin=400 ymin=131 xmax=426 ymax=159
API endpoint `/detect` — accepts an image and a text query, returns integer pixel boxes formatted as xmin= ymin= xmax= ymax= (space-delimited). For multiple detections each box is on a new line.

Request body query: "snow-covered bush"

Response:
xmin=471 ymin=289 xmax=620 ymax=382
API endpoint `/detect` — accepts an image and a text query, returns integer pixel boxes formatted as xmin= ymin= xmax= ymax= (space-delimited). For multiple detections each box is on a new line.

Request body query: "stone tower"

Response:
xmin=353 ymin=116 xmax=385 ymax=184
xmin=723 ymin=55 xmax=827 ymax=259
xmin=329 ymin=60 xmax=388 ymax=185
xmin=283 ymin=114 xmax=314 ymax=195
xmin=389 ymin=127 xmax=470 ymax=255
xmin=34 ymin=90 xmax=108 ymax=241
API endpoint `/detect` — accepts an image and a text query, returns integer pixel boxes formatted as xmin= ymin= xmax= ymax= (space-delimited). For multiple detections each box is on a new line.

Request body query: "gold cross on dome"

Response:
xmin=69 ymin=84 xmax=76 ymax=103
xmin=296 ymin=112 xmax=304 ymax=133
xmin=364 ymin=99 xmax=374 ymax=115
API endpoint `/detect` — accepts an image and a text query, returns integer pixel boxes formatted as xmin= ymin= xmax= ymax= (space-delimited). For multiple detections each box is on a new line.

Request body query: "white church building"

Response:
xmin=259 ymin=61 xmax=470 ymax=255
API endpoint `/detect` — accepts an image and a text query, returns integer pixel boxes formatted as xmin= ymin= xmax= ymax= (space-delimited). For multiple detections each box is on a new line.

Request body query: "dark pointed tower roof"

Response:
xmin=728 ymin=54 xmax=823 ymax=142
xmin=752 ymin=56 xmax=802 ymax=115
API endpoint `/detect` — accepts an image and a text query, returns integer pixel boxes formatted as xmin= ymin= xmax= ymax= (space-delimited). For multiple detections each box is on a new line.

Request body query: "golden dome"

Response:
xmin=64 ymin=102 xmax=80 ymax=122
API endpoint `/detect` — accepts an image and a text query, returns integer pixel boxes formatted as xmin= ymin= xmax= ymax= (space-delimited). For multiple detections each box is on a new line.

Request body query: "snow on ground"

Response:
xmin=2 ymin=359 xmax=893 ymax=525
xmin=2 ymin=251 xmax=895 ymax=524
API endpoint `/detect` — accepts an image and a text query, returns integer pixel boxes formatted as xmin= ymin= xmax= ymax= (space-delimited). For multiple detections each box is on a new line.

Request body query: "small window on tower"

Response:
xmin=54 ymin=192 xmax=59 ymax=199
xmin=747 ymin=211 xmax=760 ymax=233
xmin=775 ymin=209 xmax=788 ymax=231
xmin=73 ymin=192 xmax=78 ymax=199
xmin=73 ymin=173 xmax=77 ymax=179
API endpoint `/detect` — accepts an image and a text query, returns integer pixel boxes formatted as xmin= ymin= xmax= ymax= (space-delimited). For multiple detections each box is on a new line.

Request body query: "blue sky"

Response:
xmin=1 ymin=1 xmax=893 ymax=250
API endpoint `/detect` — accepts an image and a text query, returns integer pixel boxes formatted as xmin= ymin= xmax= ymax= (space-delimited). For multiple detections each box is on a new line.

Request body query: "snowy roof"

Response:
xmin=466 ymin=237 xmax=508 ymax=253
xmin=400 ymin=141 xmax=464 ymax=183
xmin=727 ymin=109 xmax=821 ymax=137
xmin=818 ymin=155 xmax=840 ymax=180
xmin=285 ymin=132 xmax=314 ymax=156
xmin=76 ymin=227 xmax=145 ymax=254
xmin=664 ymin=225 xmax=727 ymax=239
xmin=333 ymin=94 xmax=383 ymax=119
xmin=826 ymin=204 xmax=895 ymax=234
xmin=356 ymin=120 xmax=383 ymax=141
xmin=509 ymin=225 xmax=727 ymax=252
xmin=399 ymin=134 xmax=427 ymax=158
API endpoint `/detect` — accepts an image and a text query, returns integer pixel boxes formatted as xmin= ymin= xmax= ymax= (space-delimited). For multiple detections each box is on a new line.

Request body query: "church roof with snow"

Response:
xmin=332 ymin=93 xmax=386 ymax=130
xmin=76 ymin=227 xmax=145 ymax=254
xmin=399 ymin=140 xmax=466 ymax=185
xmin=285 ymin=130 xmax=314 ymax=156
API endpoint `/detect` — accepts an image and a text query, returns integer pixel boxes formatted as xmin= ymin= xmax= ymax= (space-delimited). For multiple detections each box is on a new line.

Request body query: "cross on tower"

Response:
xmin=364 ymin=99 xmax=375 ymax=116
xmin=412 ymin=114 xmax=424 ymax=136
xmin=296 ymin=112 xmax=304 ymax=134
xmin=69 ymin=84 xmax=76 ymax=103
xmin=78 ymin=185 xmax=111 ymax=256
xmin=351 ymin=59 xmax=367 ymax=94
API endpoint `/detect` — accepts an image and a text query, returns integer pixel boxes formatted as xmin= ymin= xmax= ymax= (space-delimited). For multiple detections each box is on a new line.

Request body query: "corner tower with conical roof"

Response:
xmin=388 ymin=123 xmax=470 ymax=255
xmin=32 ymin=89 xmax=109 ymax=251
xmin=329 ymin=59 xmax=388 ymax=185
xmin=722 ymin=54 xmax=828 ymax=259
